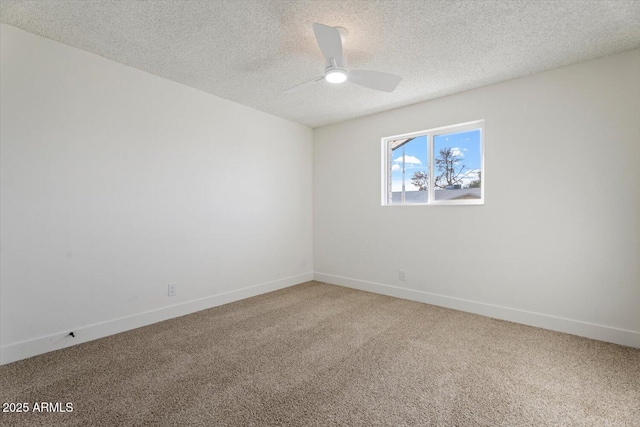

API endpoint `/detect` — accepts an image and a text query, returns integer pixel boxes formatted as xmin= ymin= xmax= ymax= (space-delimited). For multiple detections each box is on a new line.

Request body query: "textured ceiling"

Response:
xmin=1 ymin=1 xmax=640 ymax=128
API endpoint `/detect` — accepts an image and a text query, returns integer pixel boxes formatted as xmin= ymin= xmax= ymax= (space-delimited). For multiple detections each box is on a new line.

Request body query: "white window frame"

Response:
xmin=381 ymin=120 xmax=484 ymax=206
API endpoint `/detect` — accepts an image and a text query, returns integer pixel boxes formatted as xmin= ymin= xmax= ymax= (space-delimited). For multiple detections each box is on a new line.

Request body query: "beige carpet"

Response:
xmin=1 ymin=281 xmax=639 ymax=426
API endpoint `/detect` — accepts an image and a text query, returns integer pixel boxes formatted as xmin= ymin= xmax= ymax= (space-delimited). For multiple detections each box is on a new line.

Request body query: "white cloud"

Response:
xmin=391 ymin=179 xmax=421 ymax=192
xmin=391 ymin=164 xmax=400 ymax=172
xmin=392 ymin=155 xmax=422 ymax=164
xmin=458 ymin=169 xmax=480 ymax=187
xmin=451 ymin=147 xmax=465 ymax=157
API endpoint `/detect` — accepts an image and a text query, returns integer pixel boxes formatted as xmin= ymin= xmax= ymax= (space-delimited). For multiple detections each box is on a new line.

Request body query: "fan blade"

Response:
xmin=348 ymin=70 xmax=402 ymax=92
xmin=313 ymin=23 xmax=344 ymax=68
xmin=283 ymin=76 xmax=324 ymax=94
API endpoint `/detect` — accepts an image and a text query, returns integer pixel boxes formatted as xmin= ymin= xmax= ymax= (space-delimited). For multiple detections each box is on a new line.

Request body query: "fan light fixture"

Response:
xmin=325 ymin=68 xmax=347 ymax=83
xmin=283 ymin=23 xmax=402 ymax=94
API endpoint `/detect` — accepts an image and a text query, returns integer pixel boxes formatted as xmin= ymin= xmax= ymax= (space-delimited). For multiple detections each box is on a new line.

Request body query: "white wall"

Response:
xmin=0 ymin=24 xmax=313 ymax=364
xmin=314 ymin=49 xmax=640 ymax=347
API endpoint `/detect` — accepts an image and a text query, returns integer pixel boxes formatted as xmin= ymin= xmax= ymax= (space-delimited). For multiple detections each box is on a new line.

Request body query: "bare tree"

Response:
xmin=410 ymin=147 xmax=476 ymax=191
xmin=467 ymin=171 xmax=481 ymax=188
xmin=434 ymin=147 xmax=466 ymax=189
xmin=411 ymin=171 xmax=429 ymax=191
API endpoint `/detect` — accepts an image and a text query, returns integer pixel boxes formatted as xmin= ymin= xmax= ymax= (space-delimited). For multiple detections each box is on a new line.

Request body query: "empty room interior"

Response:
xmin=1 ymin=1 xmax=639 ymax=425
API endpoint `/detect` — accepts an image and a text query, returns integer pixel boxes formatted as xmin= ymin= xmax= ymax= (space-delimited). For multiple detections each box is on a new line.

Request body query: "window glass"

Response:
xmin=382 ymin=121 xmax=483 ymax=206
xmin=390 ymin=135 xmax=428 ymax=204
xmin=433 ymin=129 xmax=482 ymax=201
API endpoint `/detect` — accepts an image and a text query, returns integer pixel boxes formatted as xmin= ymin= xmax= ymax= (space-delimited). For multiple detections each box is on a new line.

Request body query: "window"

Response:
xmin=381 ymin=120 xmax=484 ymax=205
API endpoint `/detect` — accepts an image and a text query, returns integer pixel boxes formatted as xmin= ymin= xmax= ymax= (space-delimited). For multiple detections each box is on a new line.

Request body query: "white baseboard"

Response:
xmin=314 ymin=272 xmax=640 ymax=349
xmin=1 ymin=272 xmax=313 ymax=365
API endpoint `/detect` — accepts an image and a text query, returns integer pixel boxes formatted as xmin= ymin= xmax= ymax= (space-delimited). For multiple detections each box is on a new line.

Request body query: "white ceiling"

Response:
xmin=1 ymin=1 xmax=639 ymax=128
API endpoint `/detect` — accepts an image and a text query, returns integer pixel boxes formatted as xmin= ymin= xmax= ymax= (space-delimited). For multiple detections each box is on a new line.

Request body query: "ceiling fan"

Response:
xmin=284 ymin=23 xmax=402 ymax=94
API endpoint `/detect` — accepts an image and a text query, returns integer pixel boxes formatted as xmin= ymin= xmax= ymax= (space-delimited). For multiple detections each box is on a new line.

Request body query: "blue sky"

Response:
xmin=391 ymin=129 xmax=481 ymax=191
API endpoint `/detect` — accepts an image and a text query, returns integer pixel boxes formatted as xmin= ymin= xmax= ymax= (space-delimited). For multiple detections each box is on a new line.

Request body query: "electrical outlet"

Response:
xmin=399 ymin=270 xmax=406 ymax=281
xmin=168 ymin=284 xmax=177 ymax=297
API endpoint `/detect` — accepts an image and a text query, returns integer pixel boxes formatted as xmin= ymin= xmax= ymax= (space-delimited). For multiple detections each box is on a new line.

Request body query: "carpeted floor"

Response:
xmin=1 ymin=281 xmax=639 ymax=426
